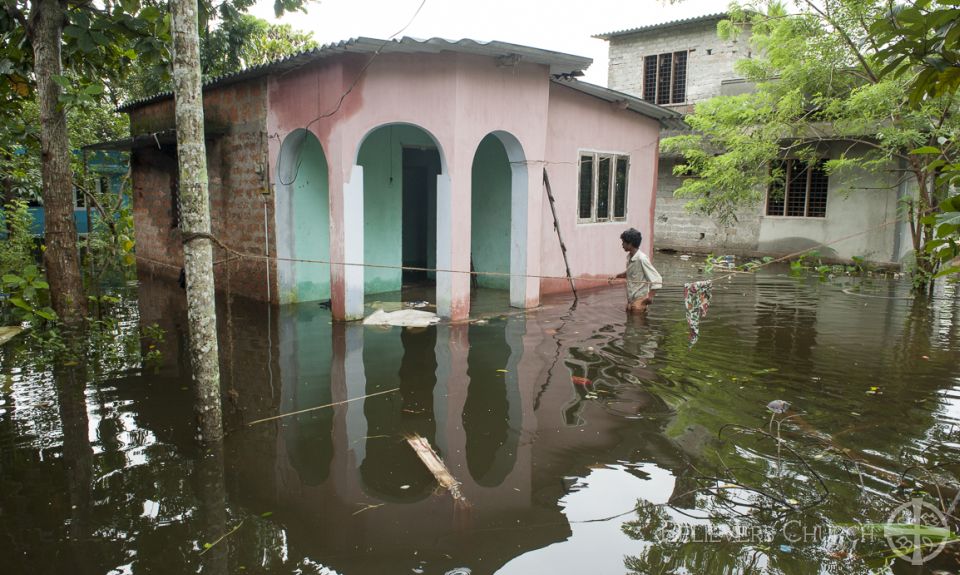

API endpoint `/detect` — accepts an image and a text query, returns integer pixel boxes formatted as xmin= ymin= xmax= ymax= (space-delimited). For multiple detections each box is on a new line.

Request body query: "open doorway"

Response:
xmin=358 ymin=124 xmax=444 ymax=307
xmin=402 ymin=147 xmax=440 ymax=288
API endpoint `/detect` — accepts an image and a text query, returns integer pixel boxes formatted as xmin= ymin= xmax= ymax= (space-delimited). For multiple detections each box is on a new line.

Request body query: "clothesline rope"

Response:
xmin=135 ymin=212 xmax=905 ymax=290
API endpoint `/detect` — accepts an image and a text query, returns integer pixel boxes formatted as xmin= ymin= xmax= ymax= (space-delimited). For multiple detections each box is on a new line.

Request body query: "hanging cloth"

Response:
xmin=684 ymin=280 xmax=714 ymax=345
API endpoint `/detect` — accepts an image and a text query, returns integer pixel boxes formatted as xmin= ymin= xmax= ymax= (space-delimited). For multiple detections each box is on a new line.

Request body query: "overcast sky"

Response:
xmin=248 ymin=0 xmax=731 ymax=85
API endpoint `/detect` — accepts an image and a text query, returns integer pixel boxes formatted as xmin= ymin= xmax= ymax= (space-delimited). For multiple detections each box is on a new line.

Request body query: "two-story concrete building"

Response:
xmin=597 ymin=14 xmax=912 ymax=265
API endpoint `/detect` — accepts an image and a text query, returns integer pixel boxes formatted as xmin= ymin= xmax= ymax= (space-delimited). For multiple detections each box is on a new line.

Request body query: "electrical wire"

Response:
xmin=276 ymin=0 xmax=428 ymax=186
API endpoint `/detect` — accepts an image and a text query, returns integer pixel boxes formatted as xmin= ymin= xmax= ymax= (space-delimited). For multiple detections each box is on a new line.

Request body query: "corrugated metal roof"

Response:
xmin=550 ymin=78 xmax=687 ymax=130
xmin=118 ymin=36 xmax=593 ymax=112
xmin=594 ymin=13 xmax=727 ymax=40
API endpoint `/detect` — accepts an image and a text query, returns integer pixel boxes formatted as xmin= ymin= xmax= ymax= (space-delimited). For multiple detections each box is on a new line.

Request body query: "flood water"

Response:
xmin=2 ymin=255 xmax=959 ymax=574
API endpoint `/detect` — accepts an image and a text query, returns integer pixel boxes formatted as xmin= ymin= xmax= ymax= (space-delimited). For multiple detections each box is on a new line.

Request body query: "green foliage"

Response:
xmin=0 ymin=199 xmax=54 ymax=324
xmin=19 ymin=308 xmax=166 ymax=374
xmin=82 ymin=177 xmax=138 ymax=276
xmin=662 ymin=0 xmax=960 ymax=288
xmin=786 ymin=250 xmax=888 ymax=280
xmin=2 ymin=264 xmax=56 ymax=323
xmin=703 ymin=253 xmax=771 ymax=273
xmin=924 ymin=194 xmax=960 ymax=278
xmin=870 ymin=0 xmax=960 ymax=105
xmin=201 ymin=13 xmax=316 ymax=79
xmin=0 ymin=199 xmax=35 ymax=273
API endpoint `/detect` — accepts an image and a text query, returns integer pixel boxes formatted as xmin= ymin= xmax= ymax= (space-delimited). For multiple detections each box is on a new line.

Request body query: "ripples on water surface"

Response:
xmin=1 ymin=257 xmax=959 ymax=574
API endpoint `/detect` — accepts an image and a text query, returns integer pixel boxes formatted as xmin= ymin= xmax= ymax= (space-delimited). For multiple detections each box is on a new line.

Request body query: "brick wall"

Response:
xmin=129 ymin=80 xmax=275 ymax=301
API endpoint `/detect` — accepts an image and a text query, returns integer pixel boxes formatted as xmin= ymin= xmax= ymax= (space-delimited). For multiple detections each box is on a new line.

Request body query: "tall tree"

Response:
xmin=1 ymin=0 xmax=169 ymax=325
xmin=170 ymin=0 xmax=223 ymax=441
xmin=662 ymin=0 xmax=960 ymax=285
xmin=871 ymin=0 xmax=960 ymax=277
xmin=168 ymin=0 xmax=309 ymax=443
xmin=18 ymin=0 xmax=85 ymax=325
xmin=1 ymin=0 xmax=309 ymax=329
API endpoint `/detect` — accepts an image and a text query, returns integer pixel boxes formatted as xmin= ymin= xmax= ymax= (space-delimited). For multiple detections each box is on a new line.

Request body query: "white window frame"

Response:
xmin=577 ymin=150 xmax=630 ymax=224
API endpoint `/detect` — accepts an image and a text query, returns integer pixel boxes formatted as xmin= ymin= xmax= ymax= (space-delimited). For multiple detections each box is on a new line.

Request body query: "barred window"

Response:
xmin=578 ymin=152 xmax=629 ymax=223
xmin=642 ymin=55 xmax=657 ymax=102
xmin=766 ymin=159 xmax=829 ymax=218
xmin=642 ymin=51 xmax=688 ymax=105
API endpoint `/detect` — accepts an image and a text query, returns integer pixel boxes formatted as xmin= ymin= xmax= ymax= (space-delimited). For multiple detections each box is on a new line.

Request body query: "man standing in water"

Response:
xmin=612 ymin=228 xmax=662 ymax=313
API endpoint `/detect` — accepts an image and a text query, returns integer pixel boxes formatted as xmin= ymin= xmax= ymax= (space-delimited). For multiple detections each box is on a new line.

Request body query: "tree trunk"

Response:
xmin=32 ymin=0 xmax=86 ymax=326
xmin=2 ymin=150 xmax=15 ymax=236
xmin=171 ymin=0 xmax=223 ymax=441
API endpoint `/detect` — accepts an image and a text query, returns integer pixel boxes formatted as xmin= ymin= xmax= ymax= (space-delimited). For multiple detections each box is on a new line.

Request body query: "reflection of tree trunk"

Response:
xmin=54 ymin=358 xmax=94 ymax=573
xmin=195 ymin=440 xmax=229 ymax=575
xmin=899 ymin=297 xmax=932 ymax=364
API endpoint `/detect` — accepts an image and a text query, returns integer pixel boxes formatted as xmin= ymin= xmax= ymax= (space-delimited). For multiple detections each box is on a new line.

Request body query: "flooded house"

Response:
xmin=598 ymin=15 xmax=914 ymax=265
xmin=116 ymin=37 xmax=683 ymax=320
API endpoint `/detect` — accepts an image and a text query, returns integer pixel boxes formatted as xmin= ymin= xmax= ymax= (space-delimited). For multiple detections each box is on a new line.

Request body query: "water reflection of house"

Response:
xmin=115 ymin=37 xmax=683 ymax=320
xmin=131 ymin=276 xmax=687 ymax=573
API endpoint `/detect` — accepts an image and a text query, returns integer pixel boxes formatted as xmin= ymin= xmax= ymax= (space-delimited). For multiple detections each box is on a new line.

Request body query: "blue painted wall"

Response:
xmin=359 ymin=125 xmax=438 ymax=295
xmin=470 ymin=135 xmax=511 ymax=289
xmin=21 ymin=150 xmax=128 ymax=236
xmin=290 ymin=133 xmax=331 ymax=302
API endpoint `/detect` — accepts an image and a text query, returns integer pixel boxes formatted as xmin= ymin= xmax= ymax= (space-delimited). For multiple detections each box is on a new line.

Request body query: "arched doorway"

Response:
xmin=470 ymin=131 xmax=528 ymax=308
xmin=275 ymin=129 xmax=330 ymax=304
xmin=355 ymin=124 xmax=446 ymax=304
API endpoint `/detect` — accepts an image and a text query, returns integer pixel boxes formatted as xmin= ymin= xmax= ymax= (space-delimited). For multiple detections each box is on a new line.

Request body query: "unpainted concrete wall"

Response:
xmin=607 ymin=20 xmax=751 ymax=113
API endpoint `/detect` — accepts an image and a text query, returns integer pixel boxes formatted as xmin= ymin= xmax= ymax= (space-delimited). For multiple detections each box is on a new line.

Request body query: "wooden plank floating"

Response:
xmin=406 ymin=434 xmax=468 ymax=505
xmin=0 ymin=326 xmax=23 ymax=347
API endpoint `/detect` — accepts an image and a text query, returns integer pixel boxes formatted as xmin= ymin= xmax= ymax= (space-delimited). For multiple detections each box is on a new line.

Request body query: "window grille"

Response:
xmin=766 ymin=159 xmax=828 ymax=218
xmin=643 ymin=51 xmax=689 ymax=105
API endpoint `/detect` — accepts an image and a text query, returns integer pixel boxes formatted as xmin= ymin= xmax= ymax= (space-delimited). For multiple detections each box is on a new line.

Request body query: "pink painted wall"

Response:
xmin=540 ymin=83 xmax=661 ymax=296
xmin=268 ymin=52 xmax=551 ymax=319
xmin=266 ymin=49 xmax=660 ymax=318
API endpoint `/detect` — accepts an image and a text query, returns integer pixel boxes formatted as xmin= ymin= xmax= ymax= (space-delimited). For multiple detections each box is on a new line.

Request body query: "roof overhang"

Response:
xmin=82 ymin=128 xmax=227 ymax=151
xmin=551 ymin=78 xmax=687 ymax=130
xmin=119 ymin=37 xmax=593 ymax=113
xmin=594 ymin=13 xmax=728 ymax=40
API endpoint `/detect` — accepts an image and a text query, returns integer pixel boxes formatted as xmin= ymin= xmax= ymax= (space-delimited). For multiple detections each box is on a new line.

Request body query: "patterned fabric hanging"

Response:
xmin=684 ymin=280 xmax=714 ymax=345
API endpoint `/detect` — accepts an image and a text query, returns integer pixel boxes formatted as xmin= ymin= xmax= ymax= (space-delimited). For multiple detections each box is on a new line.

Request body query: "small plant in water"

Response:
xmin=2 ymin=264 xmax=57 ymax=323
xmin=703 ymin=254 xmax=773 ymax=274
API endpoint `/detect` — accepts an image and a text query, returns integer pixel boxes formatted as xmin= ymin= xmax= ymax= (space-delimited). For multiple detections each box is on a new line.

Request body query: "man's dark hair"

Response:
xmin=620 ymin=228 xmax=643 ymax=248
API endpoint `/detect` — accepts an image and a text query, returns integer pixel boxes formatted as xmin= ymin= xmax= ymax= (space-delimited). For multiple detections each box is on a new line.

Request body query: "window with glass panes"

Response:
xmin=766 ymin=159 xmax=829 ymax=218
xmin=578 ymin=152 xmax=629 ymax=223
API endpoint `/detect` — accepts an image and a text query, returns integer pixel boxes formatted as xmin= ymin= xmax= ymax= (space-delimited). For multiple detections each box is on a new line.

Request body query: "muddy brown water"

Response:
xmin=1 ymin=256 xmax=959 ymax=574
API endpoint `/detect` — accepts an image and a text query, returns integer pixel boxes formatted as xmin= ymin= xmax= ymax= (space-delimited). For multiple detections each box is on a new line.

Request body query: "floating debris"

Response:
xmin=0 ymin=326 xmax=23 ymax=347
xmin=766 ymin=400 xmax=791 ymax=414
xmin=363 ymin=309 xmax=439 ymax=328
xmin=406 ymin=434 xmax=468 ymax=505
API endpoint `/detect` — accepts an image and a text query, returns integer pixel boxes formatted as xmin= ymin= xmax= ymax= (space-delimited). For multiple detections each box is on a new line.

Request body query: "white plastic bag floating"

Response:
xmin=363 ymin=309 xmax=440 ymax=328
